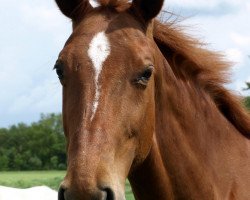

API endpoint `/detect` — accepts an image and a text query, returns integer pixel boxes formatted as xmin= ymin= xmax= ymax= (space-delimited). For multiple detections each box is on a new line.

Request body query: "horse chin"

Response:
xmin=119 ymin=195 xmax=126 ymax=200
xmin=105 ymin=183 xmax=126 ymax=200
xmin=113 ymin=192 xmax=126 ymax=200
xmin=96 ymin=182 xmax=126 ymax=200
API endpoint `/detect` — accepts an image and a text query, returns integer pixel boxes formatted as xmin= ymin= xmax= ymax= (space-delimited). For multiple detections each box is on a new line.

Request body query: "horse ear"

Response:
xmin=55 ymin=0 xmax=92 ymax=21
xmin=132 ymin=0 xmax=164 ymax=23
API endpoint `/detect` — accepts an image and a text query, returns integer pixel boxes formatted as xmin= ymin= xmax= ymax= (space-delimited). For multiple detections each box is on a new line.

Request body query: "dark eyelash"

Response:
xmin=140 ymin=67 xmax=153 ymax=81
xmin=54 ymin=60 xmax=64 ymax=80
xmin=134 ymin=66 xmax=154 ymax=86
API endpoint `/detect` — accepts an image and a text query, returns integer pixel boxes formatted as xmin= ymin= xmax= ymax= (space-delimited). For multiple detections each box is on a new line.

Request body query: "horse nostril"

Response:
xmin=58 ymin=185 xmax=115 ymax=200
xmin=58 ymin=186 xmax=66 ymax=200
xmin=103 ymin=187 xmax=115 ymax=200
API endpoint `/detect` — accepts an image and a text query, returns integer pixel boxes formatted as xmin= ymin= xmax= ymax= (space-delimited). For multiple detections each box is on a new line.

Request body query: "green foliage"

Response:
xmin=0 ymin=114 xmax=66 ymax=171
xmin=243 ymin=82 xmax=250 ymax=90
xmin=0 ymin=154 xmax=9 ymax=170
xmin=28 ymin=156 xmax=42 ymax=169
xmin=245 ymin=96 xmax=250 ymax=110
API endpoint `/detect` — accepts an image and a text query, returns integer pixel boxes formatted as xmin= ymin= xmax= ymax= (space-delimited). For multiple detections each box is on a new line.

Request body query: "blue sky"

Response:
xmin=0 ymin=0 xmax=250 ymax=127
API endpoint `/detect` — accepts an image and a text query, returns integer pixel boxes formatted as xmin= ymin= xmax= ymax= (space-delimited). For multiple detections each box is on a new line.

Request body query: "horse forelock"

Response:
xmin=92 ymin=0 xmax=129 ymax=8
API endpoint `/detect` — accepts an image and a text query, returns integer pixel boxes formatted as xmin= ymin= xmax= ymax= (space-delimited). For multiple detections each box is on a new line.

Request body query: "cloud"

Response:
xmin=247 ymin=2 xmax=250 ymax=11
xmin=9 ymin=80 xmax=61 ymax=114
xmin=163 ymin=0 xmax=249 ymax=17
xmin=230 ymin=33 xmax=250 ymax=47
xmin=225 ymin=48 xmax=244 ymax=66
xmin=20 ymin=4 xmax=70 ymax=32
xmin=165 ymin=0 xmax=245 ymax=10
xmin=0 ymin=1 xmax=68 ymax=127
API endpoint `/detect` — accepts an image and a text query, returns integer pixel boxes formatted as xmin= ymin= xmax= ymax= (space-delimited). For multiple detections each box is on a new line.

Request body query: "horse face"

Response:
xmin=55 ymin=0 xmax=163 ymax=199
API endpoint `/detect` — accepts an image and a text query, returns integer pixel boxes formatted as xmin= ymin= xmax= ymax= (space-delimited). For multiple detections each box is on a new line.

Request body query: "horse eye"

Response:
xmin=135 ymin=66 xmax=154 ymax=86
xmin=54 ymin=60 xmax=64 ymax=80
xmin=141 ymin=67 xmax=153 ymax=80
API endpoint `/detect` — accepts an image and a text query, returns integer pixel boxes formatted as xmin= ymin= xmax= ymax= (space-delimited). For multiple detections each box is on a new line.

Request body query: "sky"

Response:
xmin=0 ymin=0 xmax=249 ymax=127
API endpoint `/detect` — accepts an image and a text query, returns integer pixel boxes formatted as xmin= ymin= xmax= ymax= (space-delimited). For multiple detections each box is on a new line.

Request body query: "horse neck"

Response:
xmin=129 ymin=134 xmax=175 ymax=200
xmin=129 ymin=52 xmax=250 ymax=200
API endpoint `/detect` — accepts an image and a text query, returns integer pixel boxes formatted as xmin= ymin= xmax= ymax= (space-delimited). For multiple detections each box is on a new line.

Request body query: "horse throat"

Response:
xmin=129 ymin=135 xmax=174 ymax=200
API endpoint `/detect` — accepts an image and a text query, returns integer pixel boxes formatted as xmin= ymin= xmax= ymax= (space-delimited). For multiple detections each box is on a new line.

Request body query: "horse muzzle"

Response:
xmin=58 ymin=184 xmax=125 ymax=200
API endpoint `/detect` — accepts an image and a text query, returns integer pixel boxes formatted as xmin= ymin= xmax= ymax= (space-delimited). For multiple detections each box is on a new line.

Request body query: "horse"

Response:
xmin=54 ymin=0 xmax=250 ymax=199
xmin=0 ymin=186 xmax=57 ymax=200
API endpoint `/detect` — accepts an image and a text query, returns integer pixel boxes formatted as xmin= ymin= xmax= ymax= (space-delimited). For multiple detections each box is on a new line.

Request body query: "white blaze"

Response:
xmin=88 ymin=31 xmax=111 ymax=120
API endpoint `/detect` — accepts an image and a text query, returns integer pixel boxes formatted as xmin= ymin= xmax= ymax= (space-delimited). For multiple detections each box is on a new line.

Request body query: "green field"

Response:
xmin=0 ymin=171 xmax=135 ymax=200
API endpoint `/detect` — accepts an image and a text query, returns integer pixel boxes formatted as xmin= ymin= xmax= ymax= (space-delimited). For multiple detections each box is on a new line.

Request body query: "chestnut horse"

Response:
xmin=54 ymin=0 xmax=250 ymax=199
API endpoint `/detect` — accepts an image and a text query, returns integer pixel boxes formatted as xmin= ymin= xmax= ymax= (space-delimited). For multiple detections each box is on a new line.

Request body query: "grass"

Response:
xmin=0 ymin=171 xmax=135 ymax=200
xmin=0 ymin=171 xmax=64 ymax=190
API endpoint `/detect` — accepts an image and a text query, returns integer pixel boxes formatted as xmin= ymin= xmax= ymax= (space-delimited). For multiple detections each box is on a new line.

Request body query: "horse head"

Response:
xmin=55 ymin=0 xmax=164 ymax=199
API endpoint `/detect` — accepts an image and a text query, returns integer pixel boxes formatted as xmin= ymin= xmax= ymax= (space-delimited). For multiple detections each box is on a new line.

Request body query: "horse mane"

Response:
xmin=95 ymin=0 xmax=250 ymax=138
xmin=153 ymin=20 xmax=250 ymax=138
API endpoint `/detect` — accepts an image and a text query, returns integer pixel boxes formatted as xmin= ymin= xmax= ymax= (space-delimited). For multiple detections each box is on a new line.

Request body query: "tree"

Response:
xmin=245 ymin=97 xmax=250 ymax=110
xmin=0 ymin=153 xmax=9 ymax=170
xmin=243 ymin=82 xmax=250 ymax=91
xmin=0 ymin=113 xmax=66 ymax=171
